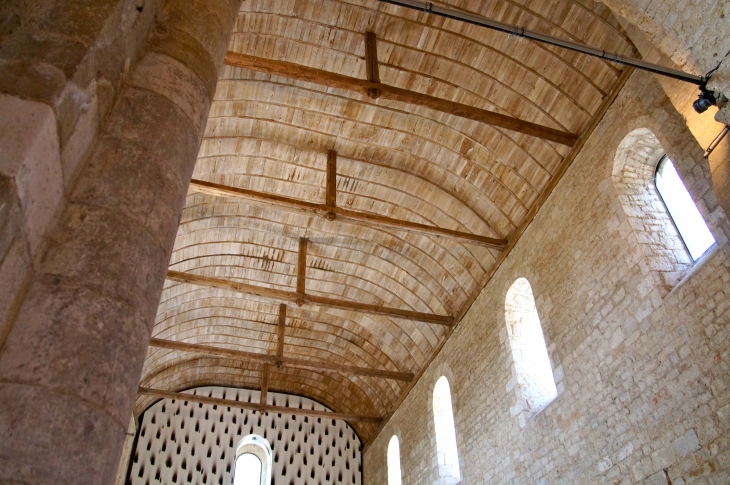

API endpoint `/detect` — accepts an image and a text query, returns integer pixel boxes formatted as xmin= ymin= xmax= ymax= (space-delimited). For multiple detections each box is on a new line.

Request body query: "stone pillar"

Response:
xmin=0 ymin=0 xmax=240 ymax=484
xmin=114 ymin=416 xmax=139 ymax=485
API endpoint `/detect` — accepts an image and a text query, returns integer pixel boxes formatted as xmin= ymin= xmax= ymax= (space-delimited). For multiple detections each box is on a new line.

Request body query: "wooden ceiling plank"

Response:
xmin=224 ymin=51 xmax=578 ymax=146
xmin=166 ymin=270 xmax=453 ymax=325
xmin=148 ymin=338 xmax=414 ymax=381
xmin=139 ymin=387 xmax=383 ymax=423
xmin=189 ymin=179 xmax=508 ymax=250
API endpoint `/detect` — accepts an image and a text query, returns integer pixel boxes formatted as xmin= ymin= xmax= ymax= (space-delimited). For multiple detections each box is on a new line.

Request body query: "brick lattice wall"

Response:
xmin=363 ymin=70 xmax=730 ymax=485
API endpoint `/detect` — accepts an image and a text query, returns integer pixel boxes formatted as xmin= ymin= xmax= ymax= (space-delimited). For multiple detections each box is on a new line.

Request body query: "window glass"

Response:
xmin=387 ymin=435 xmax=402 ymax=485
xmin=655 ymin=157 xmax=715 ymax=260
xmin=233 ymin=453 xmax=262 ymax=485
xmin=433 ymin=377 xmax=460 ymax=484
xmin=505 ymin=278 xmax=556 ymax=416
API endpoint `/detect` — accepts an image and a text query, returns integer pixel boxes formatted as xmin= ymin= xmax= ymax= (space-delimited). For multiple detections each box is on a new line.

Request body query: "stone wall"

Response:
xmin=363 ymin=69 xmax=730 ymax=484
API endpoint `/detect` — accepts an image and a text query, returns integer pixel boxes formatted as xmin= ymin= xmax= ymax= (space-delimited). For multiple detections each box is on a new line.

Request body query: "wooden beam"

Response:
xmin=166 ymin=270 xmax=453 ymax=325
xmin=139 ymin=387 xmax=382 ymax=424
xmin=260 ymin=364 xmax=269 ymax=405
xmin=276 ymin=303 xmax=286 ymax=361
xmin=148 ymin=338 xmax=414 ymax=381
xmin=297 ymin=237 xmax=307 ymax=295
xmin=364 ymin=32 xmax=381 ymax=98
xmin=326 ymin=149 xmax=337 ymax=214
xmin=224 ymin=51 xmax=578 ymax=146
xmin=189 ymin=179 xmax=507 ymax=250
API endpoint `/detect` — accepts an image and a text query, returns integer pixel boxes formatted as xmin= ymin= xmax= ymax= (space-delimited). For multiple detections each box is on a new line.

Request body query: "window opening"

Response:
xmin=387 ymin=436 xmax=401 ymax=485
xmin=505 ymin=278 xmax=556 ymax=419
xmin=233 ymin=453 xmax=261 ymax=485
xmin=232 ymin=434 xmax=272 ymax=485
xmin=655 ymin=156 xmax=715 ymax=260
xmin=432 ymin=377 xmax=460 ymax=484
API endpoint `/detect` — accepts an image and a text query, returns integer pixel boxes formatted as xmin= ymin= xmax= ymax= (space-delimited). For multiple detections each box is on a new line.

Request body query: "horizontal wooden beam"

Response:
xmin=149 ymin=337 xmax=414 ymax=381
xmin=189 ymin=179 xmax=507 ymax=250
xmin=139 ymin=387 xmax=382 ymax=424
xmin=166 ymin=270 xmax=453 ymax=325
xmin=224 ymin=51 xmax=578 ymax=146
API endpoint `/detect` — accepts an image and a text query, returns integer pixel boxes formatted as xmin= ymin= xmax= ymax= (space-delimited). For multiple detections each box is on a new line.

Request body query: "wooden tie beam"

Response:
xmin=224 ymin=51 xmax=578 ymax=146
xmin=189 ymin=179 xmax=507 ymax=250
xmin=166 ymin=270 xmax=453 ymax=325
xmin=364 ymin=32 xmax=381 ymax=99
xmin=276 ymin=303 xmax=287 ymax=360
xmin=148 ymin=337 xmax=414 ymax=381
xmin=260 ymin=363 xmax=269 ymax=405
xmin=139 ymin=387 xmax=382 ymax=424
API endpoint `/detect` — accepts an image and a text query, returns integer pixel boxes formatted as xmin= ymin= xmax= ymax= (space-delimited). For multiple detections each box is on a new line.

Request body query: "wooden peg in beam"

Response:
xmin=365 ymin=32 xmax=381 ymax=99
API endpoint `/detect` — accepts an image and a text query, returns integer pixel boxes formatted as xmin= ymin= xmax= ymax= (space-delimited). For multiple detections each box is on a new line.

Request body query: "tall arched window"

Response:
xmin=655 ymin=156 xmax=715 ymax=261
xmin=233 ymin=434 xmax=272 ymax=485
xmin=387 ymin=435 xmax=402 ymax=485
xmin=505 ymin=278 xmax=557 ymax=422
xmin=612 ymin=128 xmax=697 ymax=291
xmin=433 ymin=376 xmax=460 ymax=484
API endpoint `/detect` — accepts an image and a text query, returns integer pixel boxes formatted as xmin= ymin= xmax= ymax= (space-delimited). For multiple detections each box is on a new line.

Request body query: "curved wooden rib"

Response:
xmin=224 ymin=52 xmax=578 ymax=146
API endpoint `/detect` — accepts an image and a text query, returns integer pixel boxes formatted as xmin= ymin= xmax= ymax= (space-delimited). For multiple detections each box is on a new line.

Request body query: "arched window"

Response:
xmin=655 ymin=156 xmax=715 ymax=261
xmin=387 ymin=435 xmax=402 ymax=485
xmin=233 ymin=434 xmax=272 ymax=485
xmin=505 ymin=278 xmax=557 ymax=422
xmin=612 ymin=128 xmax=696 ymax=291
xmin=433 ymin=376 xmax=460 ymax=484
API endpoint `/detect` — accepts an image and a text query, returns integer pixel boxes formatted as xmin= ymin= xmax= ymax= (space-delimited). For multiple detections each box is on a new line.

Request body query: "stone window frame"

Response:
xmin=502 ymin=277 xmax=559 ymax=428
xmin=431 ymin=375 xmax=461 ymax=485
xmin=233 ymin=434 xmax=272 ymax=485
xmin=611 ymin=127 xmax=716 ymax=293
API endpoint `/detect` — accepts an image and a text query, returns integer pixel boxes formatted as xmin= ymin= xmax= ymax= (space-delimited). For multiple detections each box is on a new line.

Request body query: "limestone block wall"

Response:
xmin=129 ymin=387 xmax=362 ymax=485
xmin=0 ymin=0 xmax=167 ymax=334
xmin=363 ymin=70 xmax=730 ymax=484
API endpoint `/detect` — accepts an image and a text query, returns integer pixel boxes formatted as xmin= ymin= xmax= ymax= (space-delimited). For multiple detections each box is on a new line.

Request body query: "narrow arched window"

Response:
xmin=505 ymin=278 xmax=556 ymax=422
xmin=387 ymin=435 xmax=402 ymax=485
xmin=433 ymin=376 xmax=460 ymax=484
xmin=232 ymin=434 xmax=272 ymax=485
xmin=655 ymin=156 xmax=715 ymax=261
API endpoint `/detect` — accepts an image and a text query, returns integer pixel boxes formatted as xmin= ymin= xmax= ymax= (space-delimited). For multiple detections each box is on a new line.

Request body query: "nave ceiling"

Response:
xmin=136 ymin=0 xmax=636 ymax=443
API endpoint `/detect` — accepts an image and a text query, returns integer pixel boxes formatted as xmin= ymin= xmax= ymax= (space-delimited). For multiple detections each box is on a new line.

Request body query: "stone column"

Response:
xmin=0 ymin=0 xmax=240 ymax=483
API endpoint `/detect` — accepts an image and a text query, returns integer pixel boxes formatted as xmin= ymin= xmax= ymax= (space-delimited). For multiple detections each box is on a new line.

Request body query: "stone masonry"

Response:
xmin=363 ymin=70 xmax=730 ymax=485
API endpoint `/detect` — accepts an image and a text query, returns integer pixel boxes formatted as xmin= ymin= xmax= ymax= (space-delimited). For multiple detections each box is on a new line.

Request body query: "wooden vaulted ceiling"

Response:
xmin=136 ymin=0 xmax=635 ymax=442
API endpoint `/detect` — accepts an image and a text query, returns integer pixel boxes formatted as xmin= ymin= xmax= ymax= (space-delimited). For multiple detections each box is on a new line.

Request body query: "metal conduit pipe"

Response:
xmin=704 ymin=125 xmax=730 ymax=158
xmin=378 ymin=0 xmax=707 ymax=86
